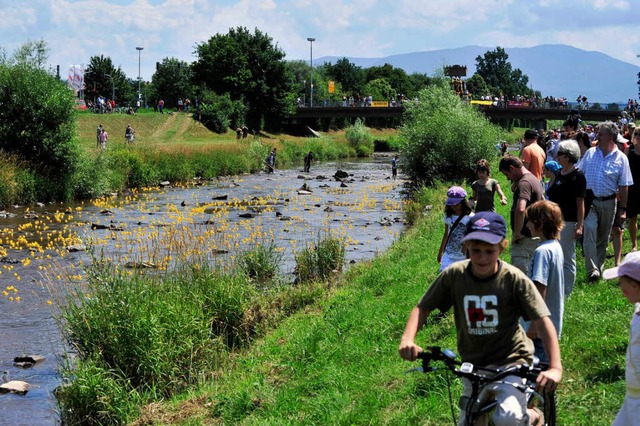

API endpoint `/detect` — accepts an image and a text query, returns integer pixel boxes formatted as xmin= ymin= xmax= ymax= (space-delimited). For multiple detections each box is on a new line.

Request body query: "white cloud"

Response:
xmin=0 ymin=0 xmax=638 ymax=81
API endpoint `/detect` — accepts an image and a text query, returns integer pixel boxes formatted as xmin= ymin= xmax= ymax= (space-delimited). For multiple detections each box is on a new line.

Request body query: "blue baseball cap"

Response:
xmin=544 ymin=161 xmax=562 ymax=173
xmin=461 ymin=212 xmax=507 ymax=244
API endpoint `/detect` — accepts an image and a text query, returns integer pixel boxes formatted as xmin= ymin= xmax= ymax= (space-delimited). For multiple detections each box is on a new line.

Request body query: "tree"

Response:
xmin=192 ymin=27 xmax=294 ymax=131
xmin=323 ymin=58 xmax=365 ymax=97
xmin=84 ymin=55 xmax=132 ymax=105
xmin=3 ymin=39 xmax=49 ymax=69
xmin=365 ymin=64 xmax=411 ymax=97
xmin=474 ymin=47 xmax=531 ymax=99
xmin=363 ymin=78 xmax=394 ymax=102
xmin=0 ymin=42 xmax=79 ymax=201
xmin=465 ymin=74 xmax=490 ymax=99
xmin=150 ymin=58 xmax=194 ymax=109
xmin=406 ymin=73 xmax=434 ymax=97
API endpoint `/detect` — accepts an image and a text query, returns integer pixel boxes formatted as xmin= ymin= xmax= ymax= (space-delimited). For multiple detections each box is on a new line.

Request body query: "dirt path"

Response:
xmin=151 ymin=112 xmax=178 ymax=138
xmin=174 ymin=113 xmax=193 ymax=142
xmin=150 ymin=112 xmax=193 ymax=142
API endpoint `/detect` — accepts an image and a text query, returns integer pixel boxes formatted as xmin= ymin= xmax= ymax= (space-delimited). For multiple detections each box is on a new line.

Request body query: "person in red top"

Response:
xmin=521 ymin=129 xmax=546 ymax=182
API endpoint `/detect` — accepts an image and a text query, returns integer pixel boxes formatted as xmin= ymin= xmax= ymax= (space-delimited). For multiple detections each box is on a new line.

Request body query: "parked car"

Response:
xmin=74 ymin=99 xmax=87 ymax=110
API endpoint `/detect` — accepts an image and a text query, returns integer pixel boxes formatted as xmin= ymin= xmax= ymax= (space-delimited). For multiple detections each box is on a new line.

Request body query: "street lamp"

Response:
xmin=136 ymin=47 xmax=144 ymax=102
xmin=307 ymin=37 xmax=315 ymax=107
xmin=104 ymin=73 xmax=115 ymax=101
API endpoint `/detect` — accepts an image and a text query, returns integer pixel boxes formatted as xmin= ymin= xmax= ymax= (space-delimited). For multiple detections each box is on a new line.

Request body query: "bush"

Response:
xmin=72 ymin=153 xmax=114 ymax=199
xmin=0 ymin=63 xmax=80 ymax=201
xmin=294 ymin=233 xmax=346 ymax=283
xmin=345 ymin=119 xmax=374 ymax=156
xmin=400 ymin=79 xmax=504 ymax=186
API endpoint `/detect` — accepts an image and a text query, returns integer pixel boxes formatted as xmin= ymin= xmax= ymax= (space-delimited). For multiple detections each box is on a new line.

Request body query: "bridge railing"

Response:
xmin=295 ymin=99 xmax=635 ymax=113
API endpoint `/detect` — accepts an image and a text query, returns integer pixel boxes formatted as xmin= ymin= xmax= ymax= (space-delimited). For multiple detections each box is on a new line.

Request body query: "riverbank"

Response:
xmin=0 ymin=156 xmax=404 ymax=425
xmin=0 ymin=110 xmax=399 ymax=207
xmin=128 ymin=171 xmax=630 ymax=425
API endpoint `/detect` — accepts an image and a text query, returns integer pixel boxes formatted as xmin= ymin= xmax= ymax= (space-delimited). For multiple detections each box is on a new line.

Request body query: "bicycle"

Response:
xmin=407 ymin=346 xmax=556 ymax=426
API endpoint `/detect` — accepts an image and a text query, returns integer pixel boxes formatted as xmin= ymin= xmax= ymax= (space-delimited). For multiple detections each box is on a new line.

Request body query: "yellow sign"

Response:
xmin=328 ymin=81 xmax=335 ymax=94
xmin=470 ymin=100 xmax=493 ymax=106
xmin=371 ymin=101 xmax=389 ymax=107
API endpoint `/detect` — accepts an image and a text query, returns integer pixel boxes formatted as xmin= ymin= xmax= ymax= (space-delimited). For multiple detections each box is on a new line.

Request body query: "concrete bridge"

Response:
xmin=288 ymin=106 xmax=623 ymax=129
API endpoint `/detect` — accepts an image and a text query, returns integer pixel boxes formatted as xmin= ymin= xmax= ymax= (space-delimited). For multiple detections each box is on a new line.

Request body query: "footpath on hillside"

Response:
xmin=151 ymin=111 xmax=192 ymax=142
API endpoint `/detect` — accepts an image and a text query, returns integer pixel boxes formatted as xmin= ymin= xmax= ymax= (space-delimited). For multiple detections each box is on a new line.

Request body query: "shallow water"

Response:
xmin=0 ymin=155 xmax=406 ymax=425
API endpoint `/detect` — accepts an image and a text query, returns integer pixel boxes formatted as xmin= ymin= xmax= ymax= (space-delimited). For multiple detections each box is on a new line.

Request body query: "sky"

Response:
xmin=1 ymin=0 xmax=639 ymax=83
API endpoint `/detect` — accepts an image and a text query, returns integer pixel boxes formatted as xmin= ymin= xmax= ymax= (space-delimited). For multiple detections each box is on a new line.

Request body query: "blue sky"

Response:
xmin=1 ymin=0 xmax=639 ymax=83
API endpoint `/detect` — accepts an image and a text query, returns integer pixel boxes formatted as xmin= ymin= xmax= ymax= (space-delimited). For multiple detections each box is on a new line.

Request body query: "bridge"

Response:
xmin=288 ymin=106 xmax=623 ymax=129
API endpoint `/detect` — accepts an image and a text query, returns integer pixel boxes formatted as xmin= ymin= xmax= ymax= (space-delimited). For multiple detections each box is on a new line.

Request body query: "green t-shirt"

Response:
xmin=417 ymin=259 xmax=550 ymax=366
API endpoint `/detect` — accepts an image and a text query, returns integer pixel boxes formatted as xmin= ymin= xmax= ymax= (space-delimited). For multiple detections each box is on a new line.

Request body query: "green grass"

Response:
xmin=127 ymin=164 xmax=631 ymax=425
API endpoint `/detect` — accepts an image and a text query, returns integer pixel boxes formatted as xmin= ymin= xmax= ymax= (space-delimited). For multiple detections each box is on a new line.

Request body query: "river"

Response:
xmin=0 ymin=155 xmax=406 ymax=425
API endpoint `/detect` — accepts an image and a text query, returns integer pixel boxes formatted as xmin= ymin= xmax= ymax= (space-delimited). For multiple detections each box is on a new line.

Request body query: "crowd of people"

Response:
xmin=398 ymin=114 xmax=640 ymax=424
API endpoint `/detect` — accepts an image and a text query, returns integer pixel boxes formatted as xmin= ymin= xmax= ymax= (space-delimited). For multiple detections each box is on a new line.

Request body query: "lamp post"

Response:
xmin=104 ymin=73 xmax=115 ymax=101
xmin=307 ymin=37 xmax=315 ymax=107
xmin=136 ymin=47 xmax=144 ymax=102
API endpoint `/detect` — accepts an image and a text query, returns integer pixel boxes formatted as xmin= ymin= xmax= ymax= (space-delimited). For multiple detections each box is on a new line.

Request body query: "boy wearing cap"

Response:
xmin=399 ymin=211 xmax=562 ymax=425
xmin=603 ymin=252 xmax=640 ymax=425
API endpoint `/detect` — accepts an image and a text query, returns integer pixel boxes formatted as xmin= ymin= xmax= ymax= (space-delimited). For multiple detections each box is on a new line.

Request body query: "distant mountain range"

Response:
xmin=315 ymin=44 xmax=640 ymax=104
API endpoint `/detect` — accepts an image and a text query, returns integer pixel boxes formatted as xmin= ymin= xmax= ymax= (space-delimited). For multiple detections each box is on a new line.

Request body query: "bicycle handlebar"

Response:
xmin=416 ymin=347 xmax=543 ymax=386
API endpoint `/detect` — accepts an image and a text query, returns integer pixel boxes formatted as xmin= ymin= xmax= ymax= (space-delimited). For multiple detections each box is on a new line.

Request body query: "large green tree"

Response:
xmin=465 ymin=73 xmax=490 ymax=99
xmin=474 ymin=47 xmax=531 ymax=99
xmin=323 ymin=58 xmax=365 ymax=97
xmin=150 ymin=58 xmax=194 ymax=109
xmin=365 ymin=63 xmax=411 ymax=98
xmin=84 ymin=55 xmax=132 ymax=105
xmin=192 ymin=27 xmax=293 ymax=131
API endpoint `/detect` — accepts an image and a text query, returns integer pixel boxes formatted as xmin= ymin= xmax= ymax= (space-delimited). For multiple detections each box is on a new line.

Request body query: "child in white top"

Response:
xmin=603 ymin=251 xmax=640 ymax=426
xmin=437 ymin=186 xmax=473 ymax=270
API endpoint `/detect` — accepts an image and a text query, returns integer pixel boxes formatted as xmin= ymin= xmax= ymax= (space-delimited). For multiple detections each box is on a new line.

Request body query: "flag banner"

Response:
xmin=68 ymin=65 xmax=84 ymax=91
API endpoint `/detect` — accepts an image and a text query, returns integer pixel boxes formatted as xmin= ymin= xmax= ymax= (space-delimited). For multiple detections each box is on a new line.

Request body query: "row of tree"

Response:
xmin=81 ymin=27 xmax=533 ymax=131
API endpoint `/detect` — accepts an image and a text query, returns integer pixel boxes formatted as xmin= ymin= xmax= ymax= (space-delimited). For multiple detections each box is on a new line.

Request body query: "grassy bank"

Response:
xmin=125 ymin=171 xmax=631 ymax=425
xmin=0 ymin=110 xmax=400 ymax=206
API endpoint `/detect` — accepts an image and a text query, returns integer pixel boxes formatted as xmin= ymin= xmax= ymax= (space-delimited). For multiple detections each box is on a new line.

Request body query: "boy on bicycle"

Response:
xmin=399 ymin=211 xmax=562 ymax=425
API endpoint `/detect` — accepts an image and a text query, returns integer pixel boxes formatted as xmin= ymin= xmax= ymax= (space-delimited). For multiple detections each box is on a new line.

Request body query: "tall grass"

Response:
xmin=69 ymin=135 xmax=352 ymax=199
xmin=56 ymin=243 xmax=335 ymax=424
xmin=236 ymin=240 xmax=283 ymax=284
xmin=294 ymin=232 xmax=346 ymax=283
xmin=0 ymin=152 xmax=37 ymax=206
